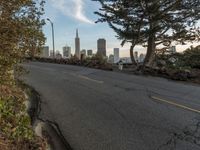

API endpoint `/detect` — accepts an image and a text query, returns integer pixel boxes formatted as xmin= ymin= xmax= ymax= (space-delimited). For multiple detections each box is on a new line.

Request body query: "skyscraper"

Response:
xmin=114 ymin=48 xmax=120 ymax=63
xmin=63 ymin=46 xmax=71 ymax=58
xmin=75 ymin=29 xmax=80 ymax=59
xmin=97 ymin=38 xmax=106 ymax=57
xmin=87 ymin=50 xmax=93 ymax=56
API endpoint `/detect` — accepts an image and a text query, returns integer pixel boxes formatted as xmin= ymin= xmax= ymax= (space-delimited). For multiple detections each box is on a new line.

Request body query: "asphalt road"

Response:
xmin=23 ymin=62 xmax=200 ymax=150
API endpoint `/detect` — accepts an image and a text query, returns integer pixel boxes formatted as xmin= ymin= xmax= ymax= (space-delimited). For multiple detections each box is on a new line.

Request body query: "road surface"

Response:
xmin=23 ymin=62 xmax=200 ymax=150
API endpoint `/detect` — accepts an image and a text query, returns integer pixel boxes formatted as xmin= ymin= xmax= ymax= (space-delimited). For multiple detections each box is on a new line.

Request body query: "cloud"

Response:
xmin=49 ymin=0 xmax=94 ymax=24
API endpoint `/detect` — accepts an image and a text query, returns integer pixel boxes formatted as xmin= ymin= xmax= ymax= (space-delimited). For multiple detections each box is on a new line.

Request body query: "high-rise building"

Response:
xmin=41 ymin=46 xmax=49 ymax=58
xmin=75 ymin=29 xmax=80 ymax=59
xmin=87 ymin=49 xmax=93 ymax=56
xmin=114 ymin=48 xmax=120 ymax=63
xmin=97 ymin=38 xmax=106 ymax=57
xmin=63 ymin=46 xmax=71 ymax=58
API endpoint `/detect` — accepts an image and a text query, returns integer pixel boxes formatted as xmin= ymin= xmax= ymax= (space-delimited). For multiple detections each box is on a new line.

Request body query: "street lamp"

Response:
xmin=47 ymin=18 xmax=55 ymax=58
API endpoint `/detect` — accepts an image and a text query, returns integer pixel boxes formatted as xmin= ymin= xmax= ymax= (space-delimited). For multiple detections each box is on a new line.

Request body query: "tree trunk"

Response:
xmin=130 ymin=45 xmax=137 ymax=65
xmin=143 ymin=35 xmax=156 ymax=67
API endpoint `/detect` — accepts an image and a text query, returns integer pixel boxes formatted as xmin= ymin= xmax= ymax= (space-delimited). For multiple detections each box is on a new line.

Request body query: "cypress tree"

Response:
xmin=93 ymin=0 xmax=200 ymax=66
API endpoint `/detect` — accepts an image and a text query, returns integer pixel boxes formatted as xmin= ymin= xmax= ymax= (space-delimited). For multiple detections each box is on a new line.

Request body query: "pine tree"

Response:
xmin=93 ymin=0 xmax=200 ymax=66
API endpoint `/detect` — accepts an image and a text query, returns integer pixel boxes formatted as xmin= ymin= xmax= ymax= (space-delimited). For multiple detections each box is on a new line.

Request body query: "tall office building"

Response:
xmin=63 ymin=46 xmax=71 ymax=58
xmin=97 ymin=38 xmax=106 ymax=57
xmin=114 ymin=48 xmax=120 ymax=63
xmin=87 ymin=50 xmax=93 ymax=56
xmin=41 ymin=46 xmax=49 ymax=58
xmin=75 ymin=29 xmax=80 ymax=59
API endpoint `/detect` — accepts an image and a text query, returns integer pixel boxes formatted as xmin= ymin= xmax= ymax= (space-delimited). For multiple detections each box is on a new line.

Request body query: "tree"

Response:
xmin=0 ymin=0 xmax=45 ymax=84
xmin=0 ymin=1 xmax=46 ymax=148
xmin=93 ymin=0 xmax=200 ymax=66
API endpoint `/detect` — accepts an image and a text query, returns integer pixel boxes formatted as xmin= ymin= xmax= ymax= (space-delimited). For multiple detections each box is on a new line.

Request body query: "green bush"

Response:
xmin=32 ymin=54 xmax=113 ymax=71
xmin=0 ymin=84 xmax=47 ymax=149
xmin=182 ymin=45 xmax=200 ymax=69
xmin=157 ymin=45 xmax=200 ymax=70
xmin=0 ymin=85 xmax=34 ymax=140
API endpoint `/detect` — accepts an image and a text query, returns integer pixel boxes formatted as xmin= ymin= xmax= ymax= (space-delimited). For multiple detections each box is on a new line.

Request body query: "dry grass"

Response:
xmin=0 ymin=133 xmax=47 ymax=150
xmin=0 ymin=84 xmax=48 ymax=150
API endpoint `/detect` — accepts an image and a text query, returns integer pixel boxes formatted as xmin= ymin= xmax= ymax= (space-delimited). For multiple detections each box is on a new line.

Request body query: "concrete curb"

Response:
xmin=25 ymin=85 xmax=73 ymax=150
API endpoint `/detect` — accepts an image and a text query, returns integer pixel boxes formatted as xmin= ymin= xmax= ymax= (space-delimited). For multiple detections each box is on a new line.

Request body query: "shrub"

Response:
xmin=0 ymin=0 xmax=46 ymax=149
xmin=182 ymin=45 xmax=200 ymax=69
xmin=156 ymin=45 xmax=200 ymax=70
xmin=32 ymin=54 xmax=113 ymax=71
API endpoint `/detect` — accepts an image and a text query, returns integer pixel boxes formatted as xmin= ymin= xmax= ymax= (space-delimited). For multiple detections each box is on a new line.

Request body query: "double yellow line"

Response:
xmin=151 ymin=96 xmax=200 ymax=114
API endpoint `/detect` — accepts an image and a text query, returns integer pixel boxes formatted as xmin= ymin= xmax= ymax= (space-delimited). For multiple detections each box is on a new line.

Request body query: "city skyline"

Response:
xmin=43 ymin=0 xmax=199 ymax=57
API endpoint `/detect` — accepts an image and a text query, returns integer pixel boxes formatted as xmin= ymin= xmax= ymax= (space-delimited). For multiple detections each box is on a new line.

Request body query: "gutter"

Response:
xmin=24 ymin=84 xmax=73 ymax=150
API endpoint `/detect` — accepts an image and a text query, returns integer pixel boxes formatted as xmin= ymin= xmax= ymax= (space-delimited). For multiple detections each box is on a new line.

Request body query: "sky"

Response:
xmin=43 ymin=0 xmax=199 ymax=57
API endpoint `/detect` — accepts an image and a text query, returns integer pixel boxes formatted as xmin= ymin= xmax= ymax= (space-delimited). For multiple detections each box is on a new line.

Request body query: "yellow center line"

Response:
xmin=151 ymin=96 xmax=200 ymax=114
xmin=67 ymin=72 xmax=104 ymax=84
xmin=78 ymin=75 xmax=104 ymax=84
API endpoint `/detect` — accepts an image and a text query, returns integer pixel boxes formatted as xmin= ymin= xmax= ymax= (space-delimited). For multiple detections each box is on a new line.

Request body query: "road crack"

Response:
xmin=26 ymin=85 xmax=73 ymax=150
xmin=157 ymin=121 xmax=200 ymax=150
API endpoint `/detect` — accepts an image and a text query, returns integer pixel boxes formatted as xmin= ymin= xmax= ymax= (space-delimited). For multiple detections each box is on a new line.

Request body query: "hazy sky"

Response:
xmin=43 ymin=0 xmax=199 ymax=57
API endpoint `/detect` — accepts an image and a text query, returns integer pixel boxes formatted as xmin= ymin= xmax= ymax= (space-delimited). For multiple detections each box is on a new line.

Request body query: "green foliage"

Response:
xmin=0 ymin=86 xmax=34 ymax=140
xmin=93 ymin=0 xmax=200 ymax=65
xmin=32 ymin=54 xmax=113 ymax=71
xmin=157 ymin=45 xmax=200 ymax=70
xmin=182 ymin=46 xmax=200 ymax=69
xmin=90 ymin=54 xmax=107 ymax=65
xmin=0 ymin=0 xmax=45 ymax=85
xmin=0 ymin=0 xmax=46 ymax=148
